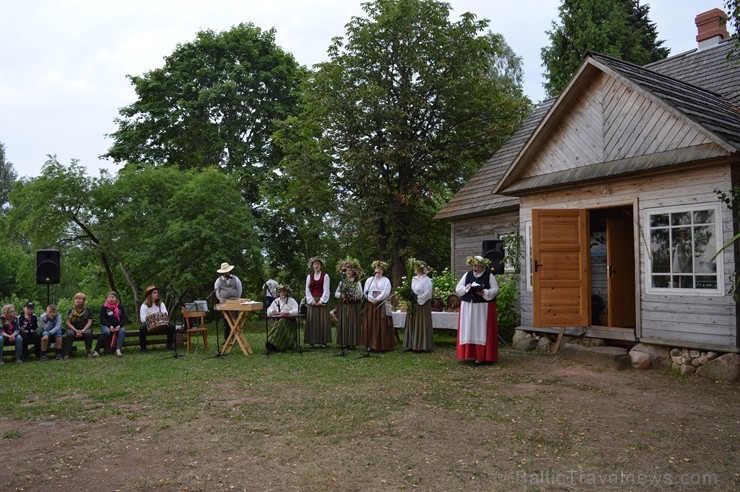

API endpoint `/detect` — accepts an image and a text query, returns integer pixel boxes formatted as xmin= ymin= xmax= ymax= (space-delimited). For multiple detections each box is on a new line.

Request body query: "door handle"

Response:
xmin=607 ymin=265 xmax=613 ymax=278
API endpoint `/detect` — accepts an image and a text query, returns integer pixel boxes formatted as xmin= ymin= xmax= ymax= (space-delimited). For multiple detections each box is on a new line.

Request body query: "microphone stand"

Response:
xmin=162 ymin=282 xmax=185 ymax=360
xmin=203 ymin=287 xmax=224 ymax=359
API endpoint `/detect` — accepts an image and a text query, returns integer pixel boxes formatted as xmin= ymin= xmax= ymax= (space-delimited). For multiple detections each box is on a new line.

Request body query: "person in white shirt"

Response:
xmin=304 ymin=256 xmax=331 ymax=347
xmin=361 ymin=260 xmax=394 ymax=354
xmin=138 ymin=285 xmax=175 ymax=351
xmin=403 ymin=259 xmax=434 ymax=352
xmin=455 ymin=256 xmax=499 ymax=364
xmin=265 ymin=285 xmax=299 ymax=352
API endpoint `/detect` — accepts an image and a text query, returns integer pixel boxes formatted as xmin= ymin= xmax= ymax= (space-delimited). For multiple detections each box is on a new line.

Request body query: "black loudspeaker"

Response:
xmin=482 ymin=239 xmax=505 ymax=275
xmin=36 ymin=249 xmax=61 ymax=285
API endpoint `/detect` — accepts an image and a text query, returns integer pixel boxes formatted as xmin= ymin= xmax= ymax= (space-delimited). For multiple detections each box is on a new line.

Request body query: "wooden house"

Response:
xmin=436 ymin=9 xmax=740 ymax=353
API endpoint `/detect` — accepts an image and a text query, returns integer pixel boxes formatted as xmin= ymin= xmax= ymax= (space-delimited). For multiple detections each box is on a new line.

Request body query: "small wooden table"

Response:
xmin=216 ymin=300 xmax=263 ymax=356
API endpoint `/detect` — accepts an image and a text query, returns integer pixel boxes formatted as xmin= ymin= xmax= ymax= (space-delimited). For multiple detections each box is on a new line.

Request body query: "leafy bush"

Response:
xmin=431 ymin=267 xmax=455 ymax=301
xmin=496 ymin=274 xmax=520 ymax=343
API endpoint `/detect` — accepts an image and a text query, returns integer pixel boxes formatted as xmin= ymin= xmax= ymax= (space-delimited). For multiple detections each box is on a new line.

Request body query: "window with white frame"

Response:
xmin=646 ymin=205 xmax=722 ymax=292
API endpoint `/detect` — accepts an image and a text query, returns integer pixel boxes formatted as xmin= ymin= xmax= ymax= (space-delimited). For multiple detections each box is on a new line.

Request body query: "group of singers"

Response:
xmin=2 ymin=255 xmax=499 ymax=365
xmin=254 ymin=255 xmax=500 ymax=364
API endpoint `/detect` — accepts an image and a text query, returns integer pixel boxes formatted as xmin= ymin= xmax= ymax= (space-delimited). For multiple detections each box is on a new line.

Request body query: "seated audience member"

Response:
xmin=93 ymin=292 xmax=129 ymax=358
xmin=0 ymin=304 xmax=23 ymax=364
xmin=63 ymin=293 xmax=94 ymax=359
xmin=265 ymin=285 xmax=299 ymax=352
xmin=39 ymin=304 xmax=64 ymax=361
xmin=138 ymin=285 xmax=175 ymax=351
xmin=18 ymin=302 xmax=40 ymax=361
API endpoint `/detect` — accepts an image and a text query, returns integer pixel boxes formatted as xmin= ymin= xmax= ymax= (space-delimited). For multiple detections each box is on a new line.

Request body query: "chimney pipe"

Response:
xmin=695 ymin=8 xmax=730 ymax=49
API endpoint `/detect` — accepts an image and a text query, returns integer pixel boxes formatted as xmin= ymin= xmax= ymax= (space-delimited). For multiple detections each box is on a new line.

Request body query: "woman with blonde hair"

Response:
xmin=63 ymin=293 xmax=94 ymax=359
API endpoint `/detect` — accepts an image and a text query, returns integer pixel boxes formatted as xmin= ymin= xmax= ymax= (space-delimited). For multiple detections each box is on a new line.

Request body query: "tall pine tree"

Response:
xmin=541 ymin=0 xmax=669 ymax=97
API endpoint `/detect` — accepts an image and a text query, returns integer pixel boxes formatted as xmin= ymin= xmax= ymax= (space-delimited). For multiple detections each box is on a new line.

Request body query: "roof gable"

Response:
xmin=494 ymin=53 xmax=740 ymax=195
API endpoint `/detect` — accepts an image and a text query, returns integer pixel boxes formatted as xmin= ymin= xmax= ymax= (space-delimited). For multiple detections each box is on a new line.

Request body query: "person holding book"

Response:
xmin=361 ymin=260 xmax=394 ymax=354
xmin=304 ymin=256 xmax=331 ymax=347
xmin=455 ymin=255 xmax=499 ymax=365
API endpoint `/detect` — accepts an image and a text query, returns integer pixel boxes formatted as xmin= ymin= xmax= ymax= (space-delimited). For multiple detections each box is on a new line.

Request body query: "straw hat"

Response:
xmin=217 ymin=262 xmax=235 ymax=273
xmin=144 ymin=285 xmax=158 ymax=297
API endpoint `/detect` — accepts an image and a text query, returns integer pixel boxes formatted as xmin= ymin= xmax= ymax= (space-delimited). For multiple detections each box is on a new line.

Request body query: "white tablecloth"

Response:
xmin=391 ymin=311 xmax=459 ymax=330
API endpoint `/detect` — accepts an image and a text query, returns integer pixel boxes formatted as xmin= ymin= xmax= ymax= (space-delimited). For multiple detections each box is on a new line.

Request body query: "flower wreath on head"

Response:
xmin=407 ymin=257 xmax=429 ymax=274
xmin=466 ymin=255 xmax=491 ymax=267
xmin=371 ymin=260 xmax=389 ymax=271
xmin=276 ymin=284 xmax=292 ymax=296
xmin=336 ymin=257 xmax=363 ymax=277
xmin=307 ymin=256 xmax=326 ymax=270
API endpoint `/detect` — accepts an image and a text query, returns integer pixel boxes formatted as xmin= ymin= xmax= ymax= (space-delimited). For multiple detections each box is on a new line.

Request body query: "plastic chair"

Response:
xmin=181 ymin=308 xmax=209 ymax=353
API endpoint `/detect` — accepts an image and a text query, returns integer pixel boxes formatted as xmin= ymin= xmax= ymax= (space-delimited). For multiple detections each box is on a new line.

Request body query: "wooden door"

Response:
xmin=532 ymin=209 xmax=590 ymax=326
xmin=606 ymin=217 xmax=636 ymax=328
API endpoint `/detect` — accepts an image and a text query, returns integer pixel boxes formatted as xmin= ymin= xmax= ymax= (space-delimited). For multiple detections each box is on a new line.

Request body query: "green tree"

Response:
xmin=103 ymin=23 xmax=306 ymax=204
xmin=542 ymin=0 xmax=670 ymax=97
xmin=727 ymin=0 xmax=739 ymax=59
xmin=0 ymin=142 xmax=17 ymax=212
xmin=276 ymin=0 xmax=531 ymax=284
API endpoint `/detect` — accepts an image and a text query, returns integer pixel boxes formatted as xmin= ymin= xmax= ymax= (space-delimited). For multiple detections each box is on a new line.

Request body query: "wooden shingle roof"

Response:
xmin=437 ymin=40 xmax=740 ymax=219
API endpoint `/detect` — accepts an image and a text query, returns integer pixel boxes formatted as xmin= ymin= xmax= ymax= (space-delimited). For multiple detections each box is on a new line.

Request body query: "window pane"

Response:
xmin=652 ymin=275 xmax=670 ymax=288
xmin=693 ymin=209 xmax=714 ymax=224
xmin=671 ymin=212 xmax=691 ymax=226
xmin=650 ymin=214 xmax=668 ymax=227
xmin=651 ymin=229 xmax=670 ymax=273
xmin=694 ymin=226 xmax=716 ymax=273
xmin=673 ymin=275 xmax=693 ymax=288
xmin=696 ymin=276 xmax=717 ymax=289
xmin=671 ymin=228 xmax=692 ymax=273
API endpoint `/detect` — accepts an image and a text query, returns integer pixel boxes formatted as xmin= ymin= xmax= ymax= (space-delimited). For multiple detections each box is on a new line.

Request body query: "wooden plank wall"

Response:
xmin=518 ymin=163 xmax=737 ymax=350
xmin=451 ymin=210 xmax=519 ymax=280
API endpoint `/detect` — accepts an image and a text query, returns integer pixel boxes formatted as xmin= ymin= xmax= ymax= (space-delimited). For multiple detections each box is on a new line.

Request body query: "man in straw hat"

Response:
xmin=455 ymin=255 xmax=499 ymax=365
xmin=214 ymin=262 xmax=243 ymax=344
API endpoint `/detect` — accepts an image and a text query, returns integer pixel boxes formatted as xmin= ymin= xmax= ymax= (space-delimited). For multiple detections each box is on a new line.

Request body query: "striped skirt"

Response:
xmin=304 ymin=303 xmax=331 ymax=345
xmin=361 ymin=302 xmax=395 ymax=351
xmin=267 ymin=318 xmax=297 ymax=351
xmin=336 ymin=302 xmax=361 ymax=347
xmin=403 ymin=300 xmax=434 ymax=352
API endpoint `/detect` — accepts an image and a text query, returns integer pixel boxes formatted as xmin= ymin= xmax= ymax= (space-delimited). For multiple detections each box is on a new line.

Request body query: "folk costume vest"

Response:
xmin=460 ymin=269 xmax=493 ymax=303
xmin=309 ymin=271 xmax=326 ymax=299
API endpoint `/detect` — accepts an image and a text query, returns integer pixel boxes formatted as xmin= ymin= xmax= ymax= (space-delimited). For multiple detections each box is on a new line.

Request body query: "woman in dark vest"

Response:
xmin=304 ymin=256 xmax=331 ymax=347
xmin=455 ymin=255 xmax=499 ymax=364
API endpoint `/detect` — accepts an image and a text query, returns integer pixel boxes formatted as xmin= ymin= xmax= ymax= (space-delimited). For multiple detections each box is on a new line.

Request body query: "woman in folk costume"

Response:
xmin=334 ymin=258 xmax=363 ymax=350
xmin=455 ymin=255 xmax=499 ymax=364
xmin=403 ymin=258 xmax=434 ymax=352
xmin=265 ymin=284 xmax=299 ymax=352
xmin=304 ymin=256 xmax=331 ymax=347
xmin=138 ymin=285 xmax=175 ymax=351
xmin=361 ymin=260 xmax=395 ymax=353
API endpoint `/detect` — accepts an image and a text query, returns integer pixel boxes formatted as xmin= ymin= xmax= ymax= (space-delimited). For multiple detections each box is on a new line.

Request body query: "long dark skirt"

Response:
xmin=336 ymin=302 xmax=361 ymax=347
xmin=305 ymin=304 xmax=331 ymax=345
xmin=267 ymin=318 xmax=297 ymax=351
xmin=403 ymin=301 xmax=434 ymax=352
xmin=361 ymin=302 xmax=395 ymax=351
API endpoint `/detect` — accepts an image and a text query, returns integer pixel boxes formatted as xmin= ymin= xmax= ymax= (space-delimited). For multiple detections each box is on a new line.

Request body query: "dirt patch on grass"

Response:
xmin=1 ymin=349 xmax=738 ymax=491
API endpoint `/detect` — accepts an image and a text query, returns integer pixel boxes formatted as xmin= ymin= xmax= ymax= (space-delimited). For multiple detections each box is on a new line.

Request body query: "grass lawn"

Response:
xmin=1 ymin=319 xmax=738 ymax=491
